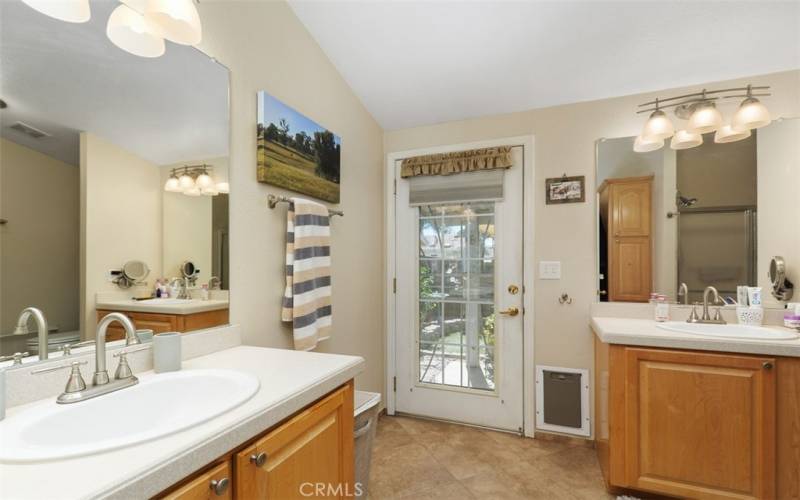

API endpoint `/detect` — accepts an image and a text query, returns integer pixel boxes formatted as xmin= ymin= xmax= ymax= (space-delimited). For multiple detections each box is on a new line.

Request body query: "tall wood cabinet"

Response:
xmin=595 ymin=339 xmax=800 ymax=499
xmin=598 ymin=176 xmax=652 ymax=302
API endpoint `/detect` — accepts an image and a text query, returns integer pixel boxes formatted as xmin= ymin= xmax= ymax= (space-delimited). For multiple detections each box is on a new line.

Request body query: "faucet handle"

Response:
xmin=713 ymin=307 xmax=726 ymax=323
xmin=61 ymin=340 xmax=95 ymax=356
xmin=114 ymin=352 xmax=133 ymax=380
xmin=65 ymin=361 xmax=87 ymax=393
xmin=687 ymin=303 xmax=700 ymax=323
xmin=0 ymin=352 xmax=29 ymax=365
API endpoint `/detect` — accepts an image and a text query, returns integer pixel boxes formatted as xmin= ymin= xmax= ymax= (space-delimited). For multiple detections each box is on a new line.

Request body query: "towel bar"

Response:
xmin=267 ymin=194 xmax=344 ymax=217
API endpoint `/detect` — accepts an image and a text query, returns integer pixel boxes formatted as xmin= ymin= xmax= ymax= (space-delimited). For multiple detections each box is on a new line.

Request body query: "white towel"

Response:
xmin=281 ymin=197 xmax=332 ymax=351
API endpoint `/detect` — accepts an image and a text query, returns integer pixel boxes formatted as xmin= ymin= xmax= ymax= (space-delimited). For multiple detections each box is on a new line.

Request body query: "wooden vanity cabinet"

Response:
xmin=156 ymin=381 xmax=354 ymax=500
xmin=96 ymin=309 xmax=229 ymax=341
xmin=596 ymin=338 xmax=800 ymax=500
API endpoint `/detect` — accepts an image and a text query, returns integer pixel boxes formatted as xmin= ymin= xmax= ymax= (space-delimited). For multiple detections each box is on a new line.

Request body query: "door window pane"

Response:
xmin=417 ymin=202 xmax=496 ymax=391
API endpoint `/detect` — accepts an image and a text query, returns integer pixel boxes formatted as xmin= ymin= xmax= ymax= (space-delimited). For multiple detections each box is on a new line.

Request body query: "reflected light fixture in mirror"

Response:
xmin=670 ymin=130 xmax=703 ymax=150
xmin=164 ymin=173 xmax=182 ymax=192
xmin=216 ymin=182 xmax=230 ymax=194
xmin=686 ymin=102 xmax=723 ymax=134
xmin=21 ymin=0 xmax=90 ymax=23
xmin=106 ymin=4 xmax=165 ymax=58
xmin=178 ymin=171 xmax=196 ymax=190
xmin=714 ymin=124 xmax=751 ymax=144
xmin=633 ymin=134 xmax=664 ymax=153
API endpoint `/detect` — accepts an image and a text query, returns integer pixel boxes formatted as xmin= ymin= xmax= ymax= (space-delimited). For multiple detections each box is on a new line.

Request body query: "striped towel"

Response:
xmin=281 ymin=197 xmax=332 ymax=351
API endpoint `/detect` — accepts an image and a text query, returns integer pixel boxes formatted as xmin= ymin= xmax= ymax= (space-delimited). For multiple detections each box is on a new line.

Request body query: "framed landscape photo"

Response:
xmin=257 ymin=91 xmax=341 ymax=203
xmin=545 ymin=175 xmax=585 ymax=204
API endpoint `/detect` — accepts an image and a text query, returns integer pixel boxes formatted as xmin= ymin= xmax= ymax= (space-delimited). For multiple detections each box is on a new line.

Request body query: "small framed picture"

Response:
xmin=545 ymin=175 xmax=585 ymax=204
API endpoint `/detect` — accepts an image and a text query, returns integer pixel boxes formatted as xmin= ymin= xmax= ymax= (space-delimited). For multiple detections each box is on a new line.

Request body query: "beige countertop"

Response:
xmin=95 ymin=298 xmax=229 ymax=315
xmin=591 ymin=316 xmax=800 ymax=357
xmin=0 ymin=345 xmax=365 ymax=499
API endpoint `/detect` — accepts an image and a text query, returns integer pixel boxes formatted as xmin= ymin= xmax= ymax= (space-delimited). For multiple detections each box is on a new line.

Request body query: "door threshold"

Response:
xmin=394 ymin=411 xmax=526 ymax=437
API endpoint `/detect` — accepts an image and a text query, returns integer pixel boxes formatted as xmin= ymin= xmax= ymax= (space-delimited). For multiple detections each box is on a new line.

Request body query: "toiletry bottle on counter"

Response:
xmin=785 ymin=303 xmax=800 ymax=329
xmin=652 ymin=293 xmax=670 ymax=322
xmin=200 ymin=284 xmax=209 ymax=301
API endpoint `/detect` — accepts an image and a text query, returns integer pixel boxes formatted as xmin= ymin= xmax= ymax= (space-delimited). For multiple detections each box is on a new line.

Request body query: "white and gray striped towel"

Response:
xmin=281 ymin=197 xmax=332 ymax=351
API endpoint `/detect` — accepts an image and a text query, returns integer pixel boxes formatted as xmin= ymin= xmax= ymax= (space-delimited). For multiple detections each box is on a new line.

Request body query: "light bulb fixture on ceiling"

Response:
xmin=731 ymin=85 xmax=771 ymax=131
xmin=106 ymin=3 xmax=165 ymax=58
xmin=165 ymin=165 xmax=224 ymax=196
xmin=178 ymin=172 xmax=195 ymax=190
xmin=164 ymin=173 xmax=181 ymax=192
xmin=21 ymin=0 xmax=90 ymax=23
xmin=633 ymin=134 xmax=664 ymax=153
xmin=144 ymin=0 xmax=202 ymax=45
xmin=195 ymin=169 xmax=214 ymax=189
xmin=634 ymin=84 xmax=772 ymax=152
xmin=641 ymin=100 xmax=674 ymax=141
xmin=714 ymin=124 xmax=751 ymax=144
xmin=670 ymin=130 xmax=703 ymax=150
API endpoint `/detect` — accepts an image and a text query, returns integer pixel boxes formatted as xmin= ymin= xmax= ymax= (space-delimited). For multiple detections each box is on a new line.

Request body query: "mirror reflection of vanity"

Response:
xmin=595 ymin=117 xmax=799 ymax=307
xmin=0 ymin=1 xmax=230 ymax=362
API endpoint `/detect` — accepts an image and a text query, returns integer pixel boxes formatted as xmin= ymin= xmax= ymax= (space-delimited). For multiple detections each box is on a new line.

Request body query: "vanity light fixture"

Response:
xmin=144 ymin=0 xmax=202 ymax=46
xmin=634 ymin=84 xmax=772 ymax=153
xmin=165 ymin=165 xmax=226 ymax=197
xmin=21 ymin=0 xmax=91 ymax=23
xmin=106 ymin=3 xmax=165 ymax=58
xmin=714 ymin=124 xmax=751 ymax=144
xmin=670 ymin=130 xmax=703 ymax=150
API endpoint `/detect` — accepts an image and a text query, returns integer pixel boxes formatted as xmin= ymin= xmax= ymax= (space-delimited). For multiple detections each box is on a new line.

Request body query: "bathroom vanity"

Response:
xmin=592 ymin=317 xmax=800 ymax=500
xmin=96 ymin=299 xmax=230 ymax=340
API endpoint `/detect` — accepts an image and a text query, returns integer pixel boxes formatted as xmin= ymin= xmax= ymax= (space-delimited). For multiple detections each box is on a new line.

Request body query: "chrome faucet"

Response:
xmin=169 ymin=277 xmax=188 ymax=299
xmin=52 ymin=312 xmax=143 ymax=404
xmin=14 ymin=307 xmax=49 ymax=360
xmin=687 ymin=286 xmax=726 ymax=325
xmin=93 ymin=313 xmax=140 ymax=385
xmin=678 ymin=282 xmax=689 ymax=305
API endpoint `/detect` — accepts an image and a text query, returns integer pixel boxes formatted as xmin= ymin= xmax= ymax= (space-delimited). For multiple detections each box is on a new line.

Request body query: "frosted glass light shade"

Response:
xmin=195 ymin=172 xmax=213 ymax=189
xmin=732 ymin=97 xmax=771 ymax=131
xmin=184 ymin=186 xmax=202 ymax=196
xmin=687 ymin=103 xmax=722 ymax=134
xmin=178 ymin=173 xmax=195 ymax=190
xmin=21 ymin=0 xmax=90 ymax=23
xmin=107 ymin=4 xmax=165 ymax=58
xmin=164 ymin=176 xmax=181 ymax=192
xmin=714 ymin=124 xmax=751 ymax=144
xmin=144 ymin=0 xmax=201 ymax=45
xmin=670 ymin=130 xmax=703 ymax=150
xmin=633 ymin=134 xmax=664 ymax=153
xmin=201 ymin=186 xmax=218 ymax=196
xmin=642 ymin=110 xmax=674 ymax=140
xmin=216 ymin=182 xmax=229 ymax=194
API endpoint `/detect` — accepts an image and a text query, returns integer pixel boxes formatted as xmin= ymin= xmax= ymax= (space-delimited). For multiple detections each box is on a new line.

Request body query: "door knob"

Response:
xmin=498 ymin=307 xmax=519 ymax=317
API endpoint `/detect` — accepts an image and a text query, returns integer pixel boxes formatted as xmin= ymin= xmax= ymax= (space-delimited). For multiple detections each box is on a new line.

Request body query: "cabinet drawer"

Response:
xmin=160 ymin=461 xmax=232 ymax=500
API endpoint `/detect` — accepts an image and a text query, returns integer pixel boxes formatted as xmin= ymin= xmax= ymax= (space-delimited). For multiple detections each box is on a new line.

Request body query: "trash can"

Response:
xmin=354 ymin=391 xmax=381 ymax=497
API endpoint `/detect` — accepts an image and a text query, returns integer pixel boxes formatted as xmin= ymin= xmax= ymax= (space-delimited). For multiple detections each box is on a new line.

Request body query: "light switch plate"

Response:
xmin=539 ymin=261 xmax=561 ymax=280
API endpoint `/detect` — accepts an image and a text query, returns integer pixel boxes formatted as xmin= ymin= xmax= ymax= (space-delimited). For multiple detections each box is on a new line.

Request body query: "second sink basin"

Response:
xmin=657 ymin=321 xmax=798 ymax=340
xmin=0 ymin=369 xmax=260 ymax=463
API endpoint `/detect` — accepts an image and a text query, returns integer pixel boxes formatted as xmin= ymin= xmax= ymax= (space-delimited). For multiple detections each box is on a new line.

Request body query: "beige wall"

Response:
xmin=160 ymin=157 xmax=229 ymax=285
xmin=0 ymin=138 xmax=79 ymax=338
xmin=385 ymin=70 xmax=800 ymax=418
xmin=197 ymin=1 xmax=385 ymax=394
xmin=81 ymin=133 xmax=162 ymax=336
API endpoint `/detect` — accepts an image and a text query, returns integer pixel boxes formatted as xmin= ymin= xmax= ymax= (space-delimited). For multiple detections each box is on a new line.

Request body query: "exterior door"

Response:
xmin=394 ymin=147 xmax=524 ymax=432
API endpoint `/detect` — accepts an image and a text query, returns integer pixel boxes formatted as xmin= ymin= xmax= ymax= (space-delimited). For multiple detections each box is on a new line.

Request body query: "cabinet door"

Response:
xmin=609 ymin=236 xmax=651 ymax=302
xmin=624 ymin=348 xmax=775 ymax=499
xmin=235 ymin=382 xmax=354 ymax=499
xmin=611 ymin=181 xmax=651 ymax=237
xmin=161 ymin=461 xmax=232 ymax=500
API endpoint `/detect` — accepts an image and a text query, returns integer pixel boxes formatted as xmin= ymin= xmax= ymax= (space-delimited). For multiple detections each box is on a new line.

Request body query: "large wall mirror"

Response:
xmin=0 ymin=1 xmax=230 ymax=364
xmin=595 ymin=117 xmax=798 ymax=307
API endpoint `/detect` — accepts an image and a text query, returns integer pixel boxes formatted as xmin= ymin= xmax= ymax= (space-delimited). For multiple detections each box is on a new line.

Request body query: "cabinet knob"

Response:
xmin=210 ymin=478 xmax=229 ymax=496
xmin=250 ymin=451 xmax=267 ymax=467
xmin=762 ymin=361 xmax=773 ymax=370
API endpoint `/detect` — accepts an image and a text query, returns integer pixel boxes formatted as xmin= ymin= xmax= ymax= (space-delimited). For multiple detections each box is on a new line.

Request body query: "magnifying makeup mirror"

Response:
xmin=769 ymin=256 xmax=794 ymax=301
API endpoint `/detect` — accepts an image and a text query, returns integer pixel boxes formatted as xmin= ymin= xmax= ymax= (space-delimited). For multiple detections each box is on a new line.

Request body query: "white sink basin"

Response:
xmin=138 ymin=298 xmax=194 ymax=305
xmin=0 ymin=369 xmax=259 ymax=463
xmin=657 ymin=322 xmax=798 ymax=340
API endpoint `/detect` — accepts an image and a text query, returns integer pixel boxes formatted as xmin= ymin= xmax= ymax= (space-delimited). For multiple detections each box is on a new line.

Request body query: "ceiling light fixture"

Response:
xmin=164 ymin=173 xmax=182 ymax=192
xmin=21 ymin=0 xmax=90 ymax=23
xmin=165 ymin=165 xmax=225 ymax=197
xmin=634 ymin=84 xmax=772 ymax=152
xmin=106 ymin=4 xmax=165 ymax=58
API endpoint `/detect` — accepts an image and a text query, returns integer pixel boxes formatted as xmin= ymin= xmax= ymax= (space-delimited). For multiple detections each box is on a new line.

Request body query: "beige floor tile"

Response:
xmin=368 ymin=441 xmax=454 ymax=499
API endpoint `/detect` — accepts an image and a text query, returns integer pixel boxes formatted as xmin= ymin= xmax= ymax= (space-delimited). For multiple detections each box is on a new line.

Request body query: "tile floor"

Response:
xmin=367 ymin=414 xmax=614 ymax=500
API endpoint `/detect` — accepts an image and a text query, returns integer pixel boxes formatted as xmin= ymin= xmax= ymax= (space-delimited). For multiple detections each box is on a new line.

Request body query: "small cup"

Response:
xmin=136 ymin=329 xmax=154 ymax=343
xmin=153 ymin=332 xmax=181 ymax=373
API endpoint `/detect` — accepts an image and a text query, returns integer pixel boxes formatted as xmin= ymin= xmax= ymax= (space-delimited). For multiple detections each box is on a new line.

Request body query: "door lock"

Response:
xmin=498 ymin=307 xmax=519 ymax=317
xmin=507 ymin=285 xmax=520 ymax=295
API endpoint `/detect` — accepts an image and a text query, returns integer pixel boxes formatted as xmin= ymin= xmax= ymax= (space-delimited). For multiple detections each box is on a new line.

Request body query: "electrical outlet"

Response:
xmin=539 ymin=261 xmax=561 ymax=280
